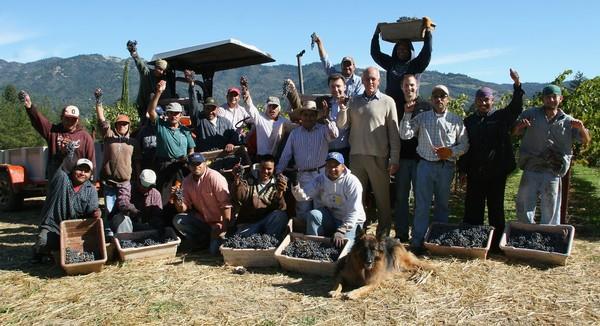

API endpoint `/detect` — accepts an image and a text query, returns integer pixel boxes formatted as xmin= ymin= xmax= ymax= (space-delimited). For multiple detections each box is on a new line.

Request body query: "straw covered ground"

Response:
xmin=1 ymin=167 xmax=599 ymax=325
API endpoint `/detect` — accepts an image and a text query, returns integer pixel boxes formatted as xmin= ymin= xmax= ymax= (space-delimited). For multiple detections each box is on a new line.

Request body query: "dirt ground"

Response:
xmin=0 ymin=197 xmax=599 ymax=325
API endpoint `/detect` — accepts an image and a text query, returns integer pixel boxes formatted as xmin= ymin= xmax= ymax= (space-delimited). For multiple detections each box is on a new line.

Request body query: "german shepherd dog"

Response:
xmin=329 ymin=231 xmax=434 ymax=300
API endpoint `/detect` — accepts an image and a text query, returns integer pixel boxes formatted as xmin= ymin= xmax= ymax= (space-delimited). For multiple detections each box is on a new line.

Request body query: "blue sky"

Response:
xmin=1 ymin=0 xmax=598 ymax=84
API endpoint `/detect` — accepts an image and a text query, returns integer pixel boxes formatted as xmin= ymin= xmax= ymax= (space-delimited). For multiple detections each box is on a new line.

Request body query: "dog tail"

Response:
xmin=392 ymin=245 xmax=436 ymax=273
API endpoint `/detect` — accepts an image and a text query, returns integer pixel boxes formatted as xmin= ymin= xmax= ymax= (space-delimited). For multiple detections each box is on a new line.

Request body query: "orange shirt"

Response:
xmin=182 ymin=168 xmax=231 ymax=225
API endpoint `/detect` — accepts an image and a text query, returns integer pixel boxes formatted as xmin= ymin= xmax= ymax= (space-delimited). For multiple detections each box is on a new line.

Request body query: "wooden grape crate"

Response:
xmin=499 ymin=222 xmax=574 ymax=266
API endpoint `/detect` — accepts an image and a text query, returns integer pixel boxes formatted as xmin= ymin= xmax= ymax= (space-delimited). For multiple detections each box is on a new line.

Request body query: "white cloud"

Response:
xmin=6 ymin=47 xmax=48 ymax=63
xmin=431 ymin=48 xmax=511 ymax=66
xmin=3 ymin=46 xmax=68 ymax=63
xmin=0 ymin=30 xmax=34 ymax=46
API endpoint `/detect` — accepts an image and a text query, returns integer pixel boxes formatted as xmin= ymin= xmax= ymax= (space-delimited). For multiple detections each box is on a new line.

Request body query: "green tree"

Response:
xmin=562 ymin=76 xmax=600 ymax=166
xmin=3 ymin=85 xmax=18 ymax=103
xmin=0 ymin=95 xmax=48 ymax=149
xmin=87 ymin=61 xmax=140 ymax=135
xmin=120 ymin=60 xmax=130 ymax=108
xmin=447 ymin=93 xmax=469 ymax=118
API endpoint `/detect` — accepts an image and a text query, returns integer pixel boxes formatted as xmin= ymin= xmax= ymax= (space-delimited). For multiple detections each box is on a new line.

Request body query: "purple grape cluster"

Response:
xmin=427 ymin=224 xmax=492 ymax=248
xmin=282 ymin=239 xmax=340 ymax=262
xmin=223 ymin=233 xmax=279 ymax=249
xmin=507 ymin=229 xmax=568 ymax=254
xmin=65 ymin=247 xmax=96 ymax=264
xmin=119 ymin=236 xmax=177 ymax=249
xmin=397 ymin=16 xmax=419 ymax=23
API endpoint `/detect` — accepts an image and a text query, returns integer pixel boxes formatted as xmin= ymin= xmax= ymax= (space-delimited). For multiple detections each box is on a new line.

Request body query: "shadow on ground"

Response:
xmin=567 ymin=173 xmax=600 ymax=238
xmin=0 ymin=199 xmax=63 ymax=278
xmin=272 ymin=273 xmax=332 ymax=297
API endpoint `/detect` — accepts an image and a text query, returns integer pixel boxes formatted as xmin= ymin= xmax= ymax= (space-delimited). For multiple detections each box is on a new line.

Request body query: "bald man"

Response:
xmin=337 ymin=67 xmax=400 ymax=238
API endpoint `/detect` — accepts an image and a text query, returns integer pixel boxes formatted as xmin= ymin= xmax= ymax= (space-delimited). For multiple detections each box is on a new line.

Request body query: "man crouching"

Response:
xmin=230 ymin=155 xmax=289 ymax=239
xmin=33 ymin=158 xmax=101 ymax=262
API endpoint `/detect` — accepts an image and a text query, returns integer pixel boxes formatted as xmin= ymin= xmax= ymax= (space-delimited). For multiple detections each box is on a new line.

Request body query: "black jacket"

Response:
xmin=458 ymin=84 xmax=524 ymax=176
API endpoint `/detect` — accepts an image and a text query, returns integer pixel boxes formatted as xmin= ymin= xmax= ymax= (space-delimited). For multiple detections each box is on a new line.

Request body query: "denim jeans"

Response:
xmin=394 ymin=159 xmax=418 ymax=240
xmin=172 ymin=213 xmax=221 ymax=255
xmin=412 ymin=160 xmax=455 ymax=247
xmin=304 ymin=207 xmax=361 ymax=241
xmin=103 ymin=183 xmax=118 ymax=214
xmin=295 ymin=170 xmax=320 ymax=217
xmin=236 ymin=210 xmax=289 ymax=239
xmin=516 ymin=170 xmax=561 ymax=225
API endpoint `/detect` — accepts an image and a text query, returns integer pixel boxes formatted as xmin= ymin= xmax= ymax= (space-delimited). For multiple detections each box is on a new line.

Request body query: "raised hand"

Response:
xmin=156 ymin=80 xmax=166 ymax=94
xmin=510 ymin=68 xmax=521 ymax=86
xmin=18 ymin=90 xmax=32 ymax=109
xmin=126 ymin=40 xmax=137 ymax=54
xmin=571 ymin=119 xmax=585 ymax=130
xmin=94 ymin=88 xmax=103 ymax=103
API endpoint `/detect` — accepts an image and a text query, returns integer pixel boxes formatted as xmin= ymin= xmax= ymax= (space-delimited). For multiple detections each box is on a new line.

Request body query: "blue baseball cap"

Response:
xmin=326 ymin=152 xmax=344 ymax=164
xmin=188 ymin=152 xmax=206 ymax=165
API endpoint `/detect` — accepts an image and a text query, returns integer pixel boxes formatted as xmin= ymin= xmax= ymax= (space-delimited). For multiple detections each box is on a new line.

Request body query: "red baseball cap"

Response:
xmin=227 ymin=87 xmax=241 ymax=95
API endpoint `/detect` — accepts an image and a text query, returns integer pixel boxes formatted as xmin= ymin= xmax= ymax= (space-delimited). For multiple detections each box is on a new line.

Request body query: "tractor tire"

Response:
xmin=0 ymin=171 xmax=23 ymax=211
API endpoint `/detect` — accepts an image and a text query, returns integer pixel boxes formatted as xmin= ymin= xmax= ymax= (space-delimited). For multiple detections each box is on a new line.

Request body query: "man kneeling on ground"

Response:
xmin=33 ymin=158 xmax=101 ymax=262
xmin=110 ymin=169 xmax=163 ymax=234
xmin=231 ymin=155 xmax=289 ymax=238
xmin=292 ymin=152 xmax=365 ymax=247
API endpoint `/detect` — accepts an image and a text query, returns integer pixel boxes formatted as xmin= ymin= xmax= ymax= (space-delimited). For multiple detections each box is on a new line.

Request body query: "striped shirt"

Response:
xmin=399 ymin=109 xmax=469 ymax=162
xmin=276 ymin=121 xmax=338 ymax=173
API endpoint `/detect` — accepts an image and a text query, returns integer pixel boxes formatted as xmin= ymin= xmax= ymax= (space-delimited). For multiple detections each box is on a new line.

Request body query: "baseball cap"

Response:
xmin=341 ymin=56 xmax=354 ymax=65
xmin=326 ymin=152 xmax=344 ymax=164
xmin=475 ymin=87 xmax=494 ymax=98
xmin=227 ymin=87 xmax=241 ymax=95
xmin=63 ymin=105 xmax=80 ymax=118
xmin=432 ymin=85 xmax=450 ymax=97
xmin=115 ymin=114 xmax=130 ymax=124
xmin=75 ymin=158 xmax=93 ymax=170
xmin=299 ymin=100 xmax=318 ymax=113
xmin=139 ymin=169 xmax=157 ymax=187
xmin=542 ymin=85 xmax=562 ymax=96
xmin=204 ymin=97 xmax=218 ymax=108
xmin=188 ymin=152 xmax=206 ymax=165
xmin=165 ymin=102 xmax=183 ymax=113
xmin=266 ymin=96 xmax=280 ymax=107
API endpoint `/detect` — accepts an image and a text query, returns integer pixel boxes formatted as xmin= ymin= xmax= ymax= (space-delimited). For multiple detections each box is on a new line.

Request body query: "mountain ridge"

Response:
xmin=0 ymin=54 xmax=546 ymax=117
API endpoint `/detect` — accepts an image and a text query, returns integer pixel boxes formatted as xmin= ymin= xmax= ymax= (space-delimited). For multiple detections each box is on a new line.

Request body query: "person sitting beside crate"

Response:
xmin=291 ymin=152 xmax=365 ymax=248
xmin=230 ymin=155 xmax=289 ymax=239
xmin=109 ymin=169 xmax=164 ymax=234
xmin=32 ymin=158 xmax=101 ymax=263
xmin=172 ymin=152 xmax=232 ymax=255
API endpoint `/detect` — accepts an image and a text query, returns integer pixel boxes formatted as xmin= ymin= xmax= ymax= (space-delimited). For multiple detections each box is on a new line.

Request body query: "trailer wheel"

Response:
xmin=0 ymin=171 xmax=22 ymax=211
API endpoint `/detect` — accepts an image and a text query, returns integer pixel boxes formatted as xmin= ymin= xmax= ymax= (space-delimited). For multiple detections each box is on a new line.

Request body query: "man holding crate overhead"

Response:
xmin=371 ymin=16 xmax=435 ymax=111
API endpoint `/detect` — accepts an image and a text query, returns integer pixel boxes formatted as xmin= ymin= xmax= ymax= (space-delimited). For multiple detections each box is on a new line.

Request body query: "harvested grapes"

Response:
xmin=427 ymin=224 xmax=492 ymax=248
xmin=507 ymin=229 xmax=568 ymax=254
xmin=119 ymin=235 xmax=177 ymax=249
xmin=282 ymin=239 xmax=340 ymax=262
xmin=223 ymin=233 xmax=279 ymax=250
xmin=65 ymin=247 xmax=96 ymax=264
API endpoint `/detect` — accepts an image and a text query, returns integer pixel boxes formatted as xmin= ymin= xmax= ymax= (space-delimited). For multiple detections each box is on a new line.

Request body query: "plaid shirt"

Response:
xmin=399 ymin=109 xmax=469 ymax=162
xmin=276 ymin=121 xmax=338 ymax=173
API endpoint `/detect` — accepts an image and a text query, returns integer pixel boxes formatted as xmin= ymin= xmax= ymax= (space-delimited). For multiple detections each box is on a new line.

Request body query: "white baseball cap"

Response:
xmin=75 ymin=158 xmax=93 ymax=170
xmin=139 ymin=169 xmax=157 ymax=187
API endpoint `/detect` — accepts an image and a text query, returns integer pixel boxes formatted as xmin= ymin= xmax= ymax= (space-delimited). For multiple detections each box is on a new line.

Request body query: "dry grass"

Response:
xmin=1 ymin=189 xmax=599 ymax=325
